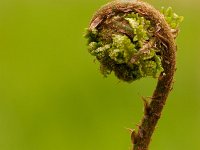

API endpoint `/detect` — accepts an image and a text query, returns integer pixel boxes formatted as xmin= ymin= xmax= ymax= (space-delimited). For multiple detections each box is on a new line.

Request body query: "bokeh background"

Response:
xmin=0 ymin=0 xmax=199 ymax=150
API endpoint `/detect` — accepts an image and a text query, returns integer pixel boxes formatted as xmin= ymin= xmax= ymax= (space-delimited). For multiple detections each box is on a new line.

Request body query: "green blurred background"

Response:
xmin=0 ymin=0 xmax=199 ymax=150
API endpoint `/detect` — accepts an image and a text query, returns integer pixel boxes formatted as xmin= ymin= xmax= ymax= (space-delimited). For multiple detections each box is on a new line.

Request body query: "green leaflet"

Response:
xmin=161 ymin=7 xmax=184 ymax=29
xmin=109 ymin=34 xmax=137 ymax=64
xmin=125 ymin=12 xmax=150 ymax=47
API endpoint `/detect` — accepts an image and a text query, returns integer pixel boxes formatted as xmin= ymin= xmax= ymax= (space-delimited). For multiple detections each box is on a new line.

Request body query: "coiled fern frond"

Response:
xmin=85 ymin=0 xmax=183 ymax=149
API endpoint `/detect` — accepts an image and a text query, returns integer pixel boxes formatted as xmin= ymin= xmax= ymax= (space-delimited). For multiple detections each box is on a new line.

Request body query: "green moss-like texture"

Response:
xmin=85 ymin=8 xmax=183 ymax=82
xmin=161 ymin=7 xmax=184 ymax=29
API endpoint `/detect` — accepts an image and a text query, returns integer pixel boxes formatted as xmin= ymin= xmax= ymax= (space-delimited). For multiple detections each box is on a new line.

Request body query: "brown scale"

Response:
xmin=97 ymin=15 xmax=134 ymax=43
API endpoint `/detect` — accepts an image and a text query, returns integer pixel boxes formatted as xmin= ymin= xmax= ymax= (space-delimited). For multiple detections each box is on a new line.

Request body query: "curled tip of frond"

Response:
xmin=85 ymin=0 xmax=182 ymax=82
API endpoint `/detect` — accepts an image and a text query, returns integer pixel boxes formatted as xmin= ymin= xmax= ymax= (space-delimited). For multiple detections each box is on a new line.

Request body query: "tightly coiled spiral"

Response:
xmin=85 ymin=0 xmax=183 ymax=82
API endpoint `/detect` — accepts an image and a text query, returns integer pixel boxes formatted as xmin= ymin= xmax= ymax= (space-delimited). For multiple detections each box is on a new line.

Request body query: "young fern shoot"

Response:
xmin=85 ymin=0 xmax=183 ymax=150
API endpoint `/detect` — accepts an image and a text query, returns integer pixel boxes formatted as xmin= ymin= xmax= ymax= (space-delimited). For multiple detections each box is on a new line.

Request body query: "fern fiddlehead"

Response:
xmin=85 ymin=0 xmax=183 ymax=149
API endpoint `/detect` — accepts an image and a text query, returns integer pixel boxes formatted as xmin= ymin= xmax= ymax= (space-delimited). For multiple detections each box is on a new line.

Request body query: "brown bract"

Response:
xmin=88 ymin=0 xmax=176 ymax=150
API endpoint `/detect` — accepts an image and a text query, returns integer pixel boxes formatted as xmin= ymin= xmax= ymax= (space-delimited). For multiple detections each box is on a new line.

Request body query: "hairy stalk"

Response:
xmin=85 ymin=0 xmax=183 ymax=149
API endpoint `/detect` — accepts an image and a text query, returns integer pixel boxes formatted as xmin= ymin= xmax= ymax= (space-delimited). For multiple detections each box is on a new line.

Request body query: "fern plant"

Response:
xmin=85 ymin=0 xmax=183 ymax=149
